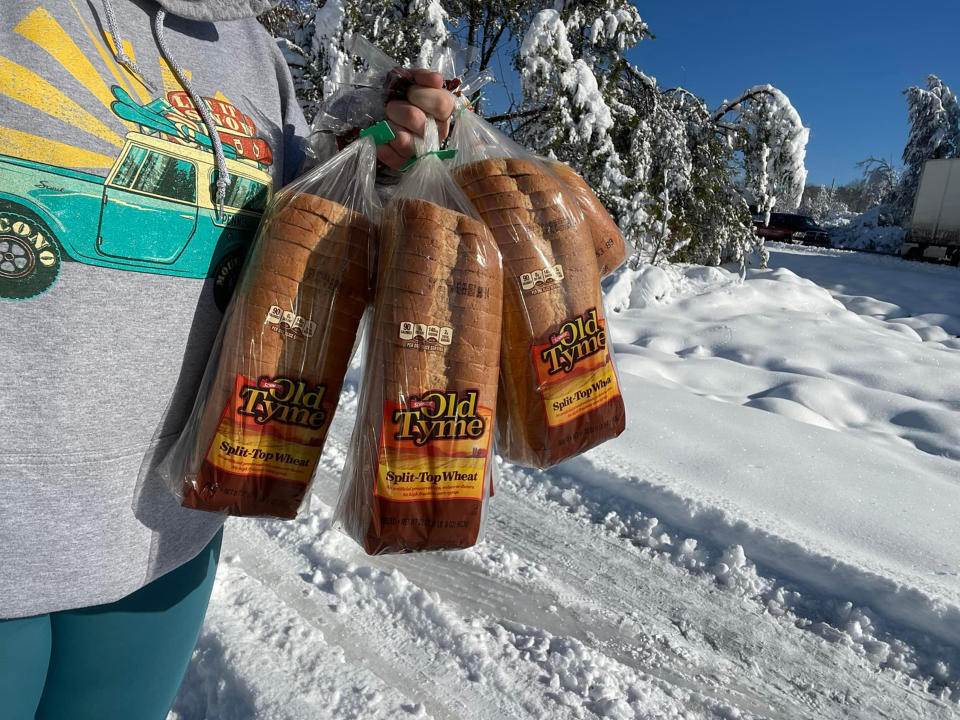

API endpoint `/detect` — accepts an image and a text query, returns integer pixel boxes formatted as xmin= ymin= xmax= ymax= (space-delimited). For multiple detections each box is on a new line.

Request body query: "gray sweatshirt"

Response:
xmin=0 ymin=0 xmax=308 ymax=618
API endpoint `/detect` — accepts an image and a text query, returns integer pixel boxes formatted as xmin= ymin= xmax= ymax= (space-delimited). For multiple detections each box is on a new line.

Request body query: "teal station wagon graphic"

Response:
xmin=1 ymin=5 xmax=275 ymax=303
xmin=0 ymin=129 xmax=272 ymax=301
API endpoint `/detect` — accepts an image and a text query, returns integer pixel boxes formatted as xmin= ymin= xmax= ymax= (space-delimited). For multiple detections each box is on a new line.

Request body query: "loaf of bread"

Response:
xmin=544 ymin=160 xmax=626 ymax=278
xmin=341 ymin=197 xmax=502 ymax=554
xmin=181 ymin=193 xmax=373 ymax=518
xmin=453 ymin=158 xmax=626 ymax=468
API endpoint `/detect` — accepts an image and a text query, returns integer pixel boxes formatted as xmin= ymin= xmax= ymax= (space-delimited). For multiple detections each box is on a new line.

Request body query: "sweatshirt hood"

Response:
xmin=154 ymin=0 xmax=280 ymax=21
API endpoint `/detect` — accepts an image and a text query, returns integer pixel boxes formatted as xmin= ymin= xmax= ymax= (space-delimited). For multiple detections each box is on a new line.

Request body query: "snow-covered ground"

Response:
xmin=170 ymin=244 xmax=960 ymax=720
xmin=826 ymin=206 xmax=906 ymax=254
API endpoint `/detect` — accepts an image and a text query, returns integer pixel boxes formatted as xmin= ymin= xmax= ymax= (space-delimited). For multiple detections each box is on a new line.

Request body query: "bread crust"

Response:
xmin=346 ymin=196 xmax=502 ymax=553
xmin=545 ymin=160 xmax=627 ymax=277
xmin=454 ymin=159 xmax=625 ymax=467
xmin=184 ymin=192 xmax=372 ymax=517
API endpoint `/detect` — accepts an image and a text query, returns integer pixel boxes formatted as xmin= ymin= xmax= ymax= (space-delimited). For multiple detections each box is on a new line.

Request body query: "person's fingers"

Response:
xmin=407 ymin=87 xmax=455 ymax=122
xmin=386 ymin=100 xmax=428 ymax=137
xmin=410 ymin=68 xmax=444 ymax=89
xmin=385 ymin=122 xmax=417 ymax=159
xmin=377 ymin=143 xmax=407 ymax=170
xmin=437 ymin=115 xmax=451 ymax=142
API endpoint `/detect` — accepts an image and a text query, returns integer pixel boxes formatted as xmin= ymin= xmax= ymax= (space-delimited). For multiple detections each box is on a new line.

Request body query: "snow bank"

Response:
xmin=828 ymin=206 xmax=906 ymax=254
xmin=595 ymin=251 xmax=960 ymax=650
xmin=173 ymin=248 xmax=960 ymax=717
xmin=768 ymin=244 xmax=960 ymax=340
xmin=604 ymin=263 xmax=738 ymax=313
xmin=575 ymin=379 xmax=960 ymax=641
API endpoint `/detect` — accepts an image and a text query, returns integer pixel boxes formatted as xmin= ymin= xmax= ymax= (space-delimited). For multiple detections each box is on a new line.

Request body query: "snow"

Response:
xmin=719 ymin=85 xmax=809 ymax=217
xmin=561 ymin=59 xmax=615 ymax=143
xmin=310 ymin=0 xmax=348 ymax=94
xmin=171 ymin=247 xmax=960 ymax=718
xmin=521 ymin=10 xmax=575 ymax=66
xmin=828 ymin=206 xmax=906 ymax=254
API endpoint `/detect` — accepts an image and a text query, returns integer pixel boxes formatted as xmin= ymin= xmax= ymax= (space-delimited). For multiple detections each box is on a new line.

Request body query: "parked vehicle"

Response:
xmin=0 ymin=131 xmax=272 ymax=302
xmin=753 ymin=212 xmax=831 ymax=247
xmin=901 ymin=158 xmax=960 ymax=265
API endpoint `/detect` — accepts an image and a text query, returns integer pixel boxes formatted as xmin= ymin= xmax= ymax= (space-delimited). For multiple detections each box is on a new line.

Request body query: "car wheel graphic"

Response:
xmin=0 ymin=210 xmax=61 ymax=300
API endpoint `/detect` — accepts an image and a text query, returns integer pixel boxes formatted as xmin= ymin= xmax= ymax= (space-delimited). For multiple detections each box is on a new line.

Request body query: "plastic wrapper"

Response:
xmin=309 ymin=35 xmax=476 ymax=159
xmin=337 ymin=120 xmax=503 ymax=553
xmin=307 ymin=36 xmax=407 ymax=158
xmin=541 ymin=159 xmax=627 ymax=278
xmin=448 ymin=105 xmax=626 ymax=468
xmin=160 ymin=127 xmax=384 ymax=519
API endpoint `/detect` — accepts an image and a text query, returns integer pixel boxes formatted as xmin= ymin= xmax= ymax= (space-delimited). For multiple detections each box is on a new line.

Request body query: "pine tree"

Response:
xmin=712 ymin=86 xmax=809 ymax=226
xmin=260 ymin=0 xmax=450 ymax=122
xmin=897 ymin=74 xmax=960 ymax=222
xmin=260 ymin=1 xmax=806 ymax=269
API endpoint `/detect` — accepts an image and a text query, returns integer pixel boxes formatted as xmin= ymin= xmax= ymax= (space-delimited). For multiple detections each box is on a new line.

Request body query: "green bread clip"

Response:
xmin=359 ymin=121 xmax=396 ymax=146
xmin=398 ymin=148 xmax=457 ymax=172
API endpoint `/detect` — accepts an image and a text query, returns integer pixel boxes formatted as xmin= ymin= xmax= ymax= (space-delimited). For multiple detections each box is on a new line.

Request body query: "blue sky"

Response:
xmin=626 ymin=1 xmax=960 ymax=186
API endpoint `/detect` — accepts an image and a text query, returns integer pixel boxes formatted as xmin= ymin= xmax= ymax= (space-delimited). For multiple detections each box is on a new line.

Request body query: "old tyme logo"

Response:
xmin=237 ymin=376 xmax=327 ymax=429
xmin=540 ymin=308 xmax=607 ymax=375
xmin=392 ymin=390 xmax=486 ymax=447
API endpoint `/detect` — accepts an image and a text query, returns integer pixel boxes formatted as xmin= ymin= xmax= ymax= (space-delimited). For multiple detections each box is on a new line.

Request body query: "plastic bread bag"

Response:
xmin=539 ymin=159 xmax=627 ymax=278
xmin=159 ymin=121 xmax=394 ymax=519
xmin=448 ymin=101 xmax=626 ymax=469
xmin=428 ymin=61 xmax=623 ymax=278
xmin=309 ymin=34 xmax=476 ymax=158
xmin=309 ymin=35 xmax=422 ymax=156
xmin=336 ymin=119 xmax=503 ymax=554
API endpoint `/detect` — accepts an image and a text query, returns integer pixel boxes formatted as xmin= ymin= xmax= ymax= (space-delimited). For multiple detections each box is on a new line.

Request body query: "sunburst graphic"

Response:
xmin=0 ymin=3 xmax=149 ymax=168
xmin=0 ymin=2 xmax=272 ymax=172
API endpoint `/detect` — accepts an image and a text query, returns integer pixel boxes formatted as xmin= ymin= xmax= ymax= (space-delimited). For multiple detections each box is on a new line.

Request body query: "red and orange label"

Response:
xmin=375 ymin=390 xmax=493 ymax=503
xmin=204 ymin=375 xmax=329 ymax=485
xmin=532 ymin=309 xmax=621 ymax=427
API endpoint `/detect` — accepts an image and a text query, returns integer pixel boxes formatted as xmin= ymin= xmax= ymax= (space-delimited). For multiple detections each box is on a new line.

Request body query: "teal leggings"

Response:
xmin=0 ymin=529 xmax=221 ymax=720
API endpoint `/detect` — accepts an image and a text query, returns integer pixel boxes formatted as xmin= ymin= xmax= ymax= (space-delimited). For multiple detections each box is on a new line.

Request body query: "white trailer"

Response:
xmin=901 ymin=158 xmax=960 ymax=265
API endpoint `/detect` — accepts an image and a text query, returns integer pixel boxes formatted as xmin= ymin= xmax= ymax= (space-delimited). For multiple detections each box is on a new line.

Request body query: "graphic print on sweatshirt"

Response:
xmin=0 ymin=3 xmax=275 ymax=303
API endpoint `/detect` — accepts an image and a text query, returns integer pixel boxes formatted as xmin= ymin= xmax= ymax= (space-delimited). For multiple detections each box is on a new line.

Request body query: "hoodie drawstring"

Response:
xmin=101 ymin=0 xmax=153 ymax=89
xmin=154 ymin=10 xmax=230 ymax=219
xmin=101 ymin=0 xmax=231 ymax=220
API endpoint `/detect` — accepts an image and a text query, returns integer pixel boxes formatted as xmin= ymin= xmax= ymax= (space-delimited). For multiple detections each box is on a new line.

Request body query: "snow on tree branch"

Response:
xmin=896 ymin=74 xmax=960 ymax=221
xmin=713 ymin=85 xmax=809 ymax=219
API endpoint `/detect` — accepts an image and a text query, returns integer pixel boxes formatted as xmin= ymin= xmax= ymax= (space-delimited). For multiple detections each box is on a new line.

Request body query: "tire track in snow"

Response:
xmin=185 ymin=383 xmax=958 ymax=719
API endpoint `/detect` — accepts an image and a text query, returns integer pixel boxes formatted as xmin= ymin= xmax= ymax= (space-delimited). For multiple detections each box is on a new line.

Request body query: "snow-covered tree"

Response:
xmin=260 ymin=1 xmax=804 ymax=269
xmin=712 ymin=86 xmax=809 ymax=224
xmin=856 ymin=157 xmax=900 ymax=210
xmin=514 ymin=5 xmax=763 ymax=267
xmin=896 ymin=74 xmax=960 ymax=222
xmin=259 ymin=4 xmax=327 ymax=117
xmin=260 ymin=0 xmax=451 ymax=121
xmin=515 ymin=5 xmax=645 ymax=185
xmin=798 ymin=184 xmax=849 ymax=225
xmin=671 ymin=94 xmax=757 ymax=266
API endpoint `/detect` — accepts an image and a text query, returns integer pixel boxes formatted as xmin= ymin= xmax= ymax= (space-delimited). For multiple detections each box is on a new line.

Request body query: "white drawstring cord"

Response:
xmin=153 ymin=10 xmax=231 ymax=220
xmin=101 ymin=0 xmax=155 ymax=92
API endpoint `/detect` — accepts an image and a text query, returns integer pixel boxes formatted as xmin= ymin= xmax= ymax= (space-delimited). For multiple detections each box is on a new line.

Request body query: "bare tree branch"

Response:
xmin=623 ymin=63 xmax=659 ymax=92
xmin=483 ymin=107 xmax=546 ymax=123
xmin=711 ymin=84 xmax=776 ymax=123
xmin=480 ymin=22 xmax=508 ymax=71
xmin=662 ymin=87 xmax=699 ymax=103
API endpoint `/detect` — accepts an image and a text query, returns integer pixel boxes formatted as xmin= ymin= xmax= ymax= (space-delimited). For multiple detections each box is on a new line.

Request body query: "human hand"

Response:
xmin=379 ymin=69 xmax=455 ymax=170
